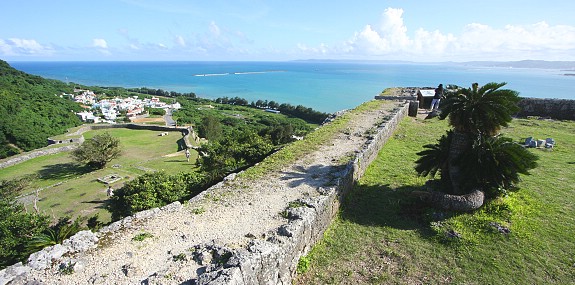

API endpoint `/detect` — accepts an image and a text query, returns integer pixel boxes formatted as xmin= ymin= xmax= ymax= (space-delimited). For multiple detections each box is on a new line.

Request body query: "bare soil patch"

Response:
xmin=131 ymin=117 xmax=165 ymax=123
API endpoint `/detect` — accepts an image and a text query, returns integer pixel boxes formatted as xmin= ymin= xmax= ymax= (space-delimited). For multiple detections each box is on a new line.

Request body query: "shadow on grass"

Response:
xmin=341 ymin=183 xmax=433 ymax=234
xmin=82 ymin=199 xmax=110 ymax=209
xmin=177 ymin=137 xmax=187 ymax=151
xmin=38 ymin=163 xmax=95 ymax=180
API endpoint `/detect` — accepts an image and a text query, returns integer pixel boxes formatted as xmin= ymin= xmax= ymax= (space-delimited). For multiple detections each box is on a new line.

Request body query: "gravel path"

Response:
xmin=18 ymin=100 xmax=403 ymax=285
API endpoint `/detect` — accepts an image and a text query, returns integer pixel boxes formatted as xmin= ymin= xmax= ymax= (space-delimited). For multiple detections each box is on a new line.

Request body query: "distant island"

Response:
xmin=297 ymin=59 xmax=575 ymax=70
xmin=454 ymin=60 xmax=575 ymax=70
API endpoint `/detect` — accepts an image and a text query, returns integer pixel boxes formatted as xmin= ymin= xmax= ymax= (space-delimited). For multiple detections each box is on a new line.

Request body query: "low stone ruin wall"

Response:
xmin=89 ymin=123 xmax=187 ymax=133
xmin=516 ymin=97 xmax=575 ymax=120
xmin=0 ymin=145 xmax=78 ymax=170
xmin=0 ymin=124 xmax=198 ymax=170
xmin=47 ymin=136 xmax=84 ymax=145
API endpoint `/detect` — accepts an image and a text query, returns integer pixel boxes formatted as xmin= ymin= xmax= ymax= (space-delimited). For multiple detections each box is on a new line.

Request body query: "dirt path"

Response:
xmin=19 ymin=100 xmax=404 ymax=284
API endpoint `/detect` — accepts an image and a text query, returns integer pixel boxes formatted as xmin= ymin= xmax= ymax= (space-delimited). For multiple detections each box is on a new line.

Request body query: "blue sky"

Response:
xmin=2 ymin=0 xmax=574 ymax=61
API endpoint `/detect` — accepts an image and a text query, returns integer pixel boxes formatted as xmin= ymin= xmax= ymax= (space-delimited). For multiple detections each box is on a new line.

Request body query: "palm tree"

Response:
xmin=415 ymin=82 xmax=537 ymax=203
xmin=439 ymin=82 xmax=520 ymax=136
xmin=26 ymin=217 xmax=83 ymax=253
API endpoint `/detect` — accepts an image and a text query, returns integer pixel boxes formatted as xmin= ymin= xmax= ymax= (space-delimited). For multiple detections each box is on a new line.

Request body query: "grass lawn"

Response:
xmin=0 ymin=127 xmax=199 ymax=223
xmin=295 ymin=116 xmax=575 ymax=284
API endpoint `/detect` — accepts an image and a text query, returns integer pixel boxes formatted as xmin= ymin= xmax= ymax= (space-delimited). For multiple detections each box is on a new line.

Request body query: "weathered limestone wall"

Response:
xmin=89 ymin=123 xmax=187 ymax=133
xmin=516 ymin=98 xmax=575 ymax=120
xmin=196 ymin=102 xmax=410 ymax=284
xmin=0 ymin=203 xmax=185 ymax=285
xmin=0 ymin=102 xmax=409 ymax=284
xmin=47 ymin=136 xmax=84 ymax=145
xmin=0 ymin=145 xmax=78 ymax=170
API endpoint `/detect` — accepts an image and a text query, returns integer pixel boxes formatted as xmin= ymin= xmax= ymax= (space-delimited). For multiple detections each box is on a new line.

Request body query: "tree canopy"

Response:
xmin=0 ymin=60 xmax=83 ymax=158
xmin=71 ymin=132 xmax=122 ymax=169
xmin=439 ymin=82 xmax=520 ymax=135
xmin=0 ymin=177 xmax=50 ymax=268
xmin=107 ymin=171 xmax=207 ymax=220
xmin=416 ymin=82 xmax=537 ymax=199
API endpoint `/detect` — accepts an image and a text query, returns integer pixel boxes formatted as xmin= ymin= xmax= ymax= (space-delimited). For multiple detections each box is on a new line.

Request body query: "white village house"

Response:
xmin=75 ymin=91 xmax=180 ymax=123
xmin=76 ymin=111 xmax=100 ymax=123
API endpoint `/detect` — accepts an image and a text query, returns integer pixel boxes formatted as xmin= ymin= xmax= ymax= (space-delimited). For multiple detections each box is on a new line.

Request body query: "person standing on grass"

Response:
xmin=185 ymin=148 xmax=190 ymax=162
xmin=431 ymin=84 xmax=444 ymax=111
xmin=106 ymin=185 xmax=114 ymax=197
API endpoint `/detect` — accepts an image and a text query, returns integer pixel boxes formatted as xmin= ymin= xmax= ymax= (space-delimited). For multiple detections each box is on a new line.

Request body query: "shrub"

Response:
xmin=27 ymin=217 xmax=84 ymax=253
xmin=0 ymin=177 xmax=50 ymax=269
xmin=108 ymin=171 xmax=206 ymax=220
xmin=71 ymin=132 xmax=122 ymax=169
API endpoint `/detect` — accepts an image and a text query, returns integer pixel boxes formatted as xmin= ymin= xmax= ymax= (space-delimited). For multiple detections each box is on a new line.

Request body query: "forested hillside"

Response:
xmin=0 ymin=60 xmax=82 ymax=158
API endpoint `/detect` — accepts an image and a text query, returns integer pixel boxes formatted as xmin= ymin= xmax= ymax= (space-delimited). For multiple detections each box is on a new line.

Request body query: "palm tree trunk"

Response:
xmin=448 ymin=131 xmax=470 ymax=195
xmin=412 ymin=189 xmax=485 ymax=211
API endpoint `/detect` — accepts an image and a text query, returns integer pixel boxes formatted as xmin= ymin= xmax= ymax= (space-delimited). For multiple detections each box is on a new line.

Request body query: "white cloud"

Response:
xmin=343 ymin=8 xmax=412 ymax=55
xmin=459 ymin=21 xmax=575 ymax=53
xmin=193 ymin=21 xmax=240 ymax=55
xmin=379 ymin=8 xmax=411 ymax=50
xmin=0 ymin=38 xmax=53 ymax=56
xmin=412 ymin=29 xmax=456 ymax=55
xmin=92 ymin=38 xmax=108 ymax=49
xmin=209 ymin=21 xmax=221 ymax=37
xmin=330 ymin=8 xmax=575 ymax=61
xmin=297 ymin=43 xmax=328 ymax=54
xmin=175 ymin=35 xmax=186 ymax=47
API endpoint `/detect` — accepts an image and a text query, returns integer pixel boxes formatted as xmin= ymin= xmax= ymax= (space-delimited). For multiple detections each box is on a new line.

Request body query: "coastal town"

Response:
xmin=69 ymin=88 xmax=181 ymax=124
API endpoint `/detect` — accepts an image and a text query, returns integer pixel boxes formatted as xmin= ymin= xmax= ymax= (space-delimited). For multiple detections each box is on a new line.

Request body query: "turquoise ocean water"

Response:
xmin=9 ymin=61 xmax=574 ymax=113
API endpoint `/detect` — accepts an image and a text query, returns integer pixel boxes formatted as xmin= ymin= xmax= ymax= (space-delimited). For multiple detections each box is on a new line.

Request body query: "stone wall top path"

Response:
xmin=2 ymin=99 xmax=410 ymax=285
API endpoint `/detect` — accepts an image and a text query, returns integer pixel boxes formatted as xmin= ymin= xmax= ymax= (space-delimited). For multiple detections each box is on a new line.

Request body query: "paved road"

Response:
xmin=163 ymin=108 xmax=176 ymax=126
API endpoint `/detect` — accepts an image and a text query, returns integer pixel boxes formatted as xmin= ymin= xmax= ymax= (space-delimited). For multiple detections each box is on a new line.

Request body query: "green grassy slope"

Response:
xmin=0 ymin=60 xmax=82 ymax=157
xmin=296 ymin=116 xmax=575 ymax=284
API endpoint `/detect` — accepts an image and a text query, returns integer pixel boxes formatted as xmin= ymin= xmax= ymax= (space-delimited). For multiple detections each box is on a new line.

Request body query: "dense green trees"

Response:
xmin=215 ymin=96 xmax=329 ymax=124
xmin=276 ymin=103 xmax=328 ymax=124
xmin=0 ymin=177 xmax=50 ymax=268
xmin=126 ymin=87 xmax=196 ymax=98
xmin=198 ymin=130 xmax=275 ymax=181
xmin=147 ymin=107 xmax=166 ymax=116
xmin=181 ymin=99 xmax=314 ymax=182
xmin=71 ymin=132 xmax=122 ymax=169
xmin=107 ymin=171 xmax=207 ymax=220
xmin=0 ymin=60 xmax=83 ymax=158
xmin=415 ymin=82 xmax=538 ymax=203
xmin=198 ymin=115 xmax=223 ymax=141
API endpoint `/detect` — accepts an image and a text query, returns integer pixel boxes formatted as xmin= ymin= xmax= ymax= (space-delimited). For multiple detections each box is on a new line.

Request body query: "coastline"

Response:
xmin=8 ymin=61 xmax=575 ymax=113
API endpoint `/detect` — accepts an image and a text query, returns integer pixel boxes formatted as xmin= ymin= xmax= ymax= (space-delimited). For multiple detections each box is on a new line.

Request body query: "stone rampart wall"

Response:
xmin=0 ymin=102 xmax=409 ymax=284
xmin=196 ymin=102 xmax=410 ymax=284
xmin=6 ymin=96 xmax=573 ymax=283
xmin=516 ymin=97 xmax=575 ymax=120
